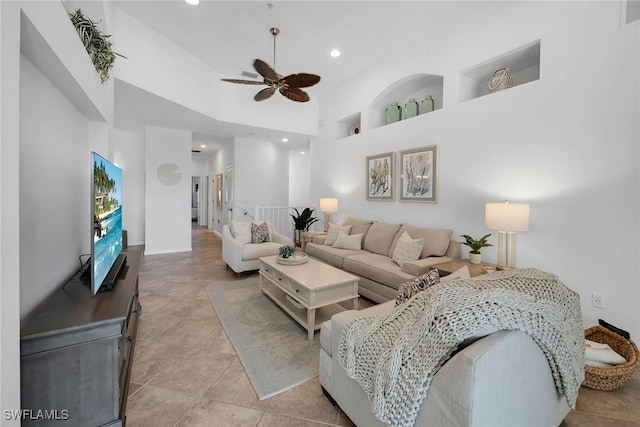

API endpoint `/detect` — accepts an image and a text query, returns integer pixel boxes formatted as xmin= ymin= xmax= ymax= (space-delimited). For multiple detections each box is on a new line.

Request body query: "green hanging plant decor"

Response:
xmin=69 ymin=9 xmax=126 ymax=83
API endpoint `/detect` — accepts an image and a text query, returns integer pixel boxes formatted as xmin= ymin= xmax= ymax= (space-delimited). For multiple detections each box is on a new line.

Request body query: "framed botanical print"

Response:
xmin=366 ymin=151 xmax=394 ymax=201
xmin=399 ymin=145 xmax=439 ymax=203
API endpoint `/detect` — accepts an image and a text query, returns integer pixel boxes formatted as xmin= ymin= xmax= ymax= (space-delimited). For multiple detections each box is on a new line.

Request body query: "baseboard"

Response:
xmin=143 ymin=247 xmax=192 ymax=256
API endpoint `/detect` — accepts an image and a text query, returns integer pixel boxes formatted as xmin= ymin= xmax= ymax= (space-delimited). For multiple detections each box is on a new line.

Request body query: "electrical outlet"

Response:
xmin=592 ymin=293 xmax=605 ymax=309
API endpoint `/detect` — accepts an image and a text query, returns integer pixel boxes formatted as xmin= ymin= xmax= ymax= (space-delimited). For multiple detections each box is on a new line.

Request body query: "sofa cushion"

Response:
xmin=305 ymin=243 xmax=368 ymax=269
xmin=395 ymin=268 xmax=440 ymax=306
xmin=389 ymin=224 xmax=452 ymax=258
xmin=231 ymin=220 xmax=252 ymax=244
xmin=392 ymin=231 xmax=424 ymax=267
xmin=343 ymin=253 xmax=414 ymax=291
xmin=242 ymin=242 xmax=282 ymax=260
xmin=324 ymin=223 xmax=352 ymax=246
xmin=333 ymin=231 xmax=364 ymax=250
xmin=363 ymin=222 xmax=401 ymax=256
xmin=251 ymin=221 xmax=270 ymax=243
xmin=342 ymin=217 xmax=375 ymax=240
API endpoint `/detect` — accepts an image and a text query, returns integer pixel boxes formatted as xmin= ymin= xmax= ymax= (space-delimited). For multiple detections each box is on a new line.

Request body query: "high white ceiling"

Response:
xmin=112 ymin=1 xmax=503 ymax=156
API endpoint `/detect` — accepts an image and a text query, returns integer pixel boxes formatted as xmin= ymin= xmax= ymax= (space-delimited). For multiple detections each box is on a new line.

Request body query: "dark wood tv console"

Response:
xmin=20 ymin=249 xmax=142 ymax=427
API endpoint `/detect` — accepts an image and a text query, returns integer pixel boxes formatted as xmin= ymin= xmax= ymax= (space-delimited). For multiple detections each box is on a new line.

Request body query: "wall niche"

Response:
xmin=367 ymin=74 xmax=444 ymax=131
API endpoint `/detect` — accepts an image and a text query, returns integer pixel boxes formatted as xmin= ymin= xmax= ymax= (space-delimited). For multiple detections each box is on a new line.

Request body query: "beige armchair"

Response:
xmin=222 ymin=221 xmax=293 ymax=274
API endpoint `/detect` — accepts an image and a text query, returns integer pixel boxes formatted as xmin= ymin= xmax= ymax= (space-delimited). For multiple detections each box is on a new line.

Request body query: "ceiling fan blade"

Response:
xmin=221 ymin=78 xmax=266 ymax=85
xmin=279 ymin=87 xmax=310 ymax=102
xmin=283 ymin=73 xmax=321 ymax=88
xmin=253 ymin=59 xmax=280 ymax=82
xmin=254 ymin=87 xmax=276 ymax=101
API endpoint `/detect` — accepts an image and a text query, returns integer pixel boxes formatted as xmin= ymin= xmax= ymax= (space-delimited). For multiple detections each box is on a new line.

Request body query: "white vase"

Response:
xmin=469 ymin=253 xmax=482 ymax=264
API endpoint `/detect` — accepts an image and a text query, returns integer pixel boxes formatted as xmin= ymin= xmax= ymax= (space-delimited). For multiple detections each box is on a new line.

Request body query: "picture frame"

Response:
xmin=399 ymin=145 xmax=439 ymax=203
xmin=366 ymin=151 xmax=395 ymax=201
xmin=214 ymin=173 xmax=223 ymax=209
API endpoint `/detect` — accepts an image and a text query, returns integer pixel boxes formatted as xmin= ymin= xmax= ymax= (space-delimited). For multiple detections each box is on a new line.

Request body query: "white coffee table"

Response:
xmin=259 ymin=255 xmax=359 ymax=340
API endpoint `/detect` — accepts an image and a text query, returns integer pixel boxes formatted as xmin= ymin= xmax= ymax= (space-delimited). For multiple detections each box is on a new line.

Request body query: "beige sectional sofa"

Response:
xmin=305 ymin=218 xmax=461 ymax=302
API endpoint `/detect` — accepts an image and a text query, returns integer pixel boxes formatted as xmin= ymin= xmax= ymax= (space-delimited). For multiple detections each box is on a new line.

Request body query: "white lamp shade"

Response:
xmin=319 ymin=198 xmax=338 ymax=213
xmin=485 ymin=202 xmax=530 ymax=232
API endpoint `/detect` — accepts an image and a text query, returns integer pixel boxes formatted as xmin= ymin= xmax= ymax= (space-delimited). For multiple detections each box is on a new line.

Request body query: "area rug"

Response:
xmin=206 ymin=277 xmax=321 ymax=400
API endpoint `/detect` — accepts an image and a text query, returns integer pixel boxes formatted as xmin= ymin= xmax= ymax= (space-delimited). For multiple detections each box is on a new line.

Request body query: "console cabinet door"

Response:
xmin=21 ymin=333 xmax=120 ymax=426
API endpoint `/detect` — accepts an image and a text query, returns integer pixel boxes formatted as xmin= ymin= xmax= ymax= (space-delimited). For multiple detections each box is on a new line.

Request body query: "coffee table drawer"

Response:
xmin=288 ymin=281 xmax=310 ymax=305
xmin=260 ymin=263 xmax=276 ymax=280
xmin=271 ymin=271 xmax=309 ymax=304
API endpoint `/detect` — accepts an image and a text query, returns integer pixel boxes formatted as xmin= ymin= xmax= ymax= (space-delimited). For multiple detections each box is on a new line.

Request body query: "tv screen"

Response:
xmin=91 ymin=152 xmax=125 ymax=296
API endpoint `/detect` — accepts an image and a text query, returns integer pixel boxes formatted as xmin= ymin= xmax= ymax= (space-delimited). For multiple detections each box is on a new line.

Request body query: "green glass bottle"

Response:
xmin=421 ymin=95 xmax=434 ymax=114
xmin=405 ymin=98 xmax=419 ymax=119
xmin=386 ymin=103 xmax=402 ymax=124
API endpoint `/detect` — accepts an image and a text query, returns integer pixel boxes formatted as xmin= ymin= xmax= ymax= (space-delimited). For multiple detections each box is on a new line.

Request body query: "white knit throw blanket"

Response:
xmin=337 ymin=268 xmax=584 ymax=427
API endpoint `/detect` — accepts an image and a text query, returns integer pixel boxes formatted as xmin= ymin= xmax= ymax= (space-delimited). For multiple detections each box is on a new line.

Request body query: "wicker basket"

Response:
xmin=583 ymin=325 xmax=640 ymax=391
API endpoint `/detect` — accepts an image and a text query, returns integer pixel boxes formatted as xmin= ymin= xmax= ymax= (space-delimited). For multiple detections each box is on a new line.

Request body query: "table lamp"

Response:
xmin=319 ymin=198 xmax=338 ymax=232
xmin=485 ymin=201 xmax=530 ymax=269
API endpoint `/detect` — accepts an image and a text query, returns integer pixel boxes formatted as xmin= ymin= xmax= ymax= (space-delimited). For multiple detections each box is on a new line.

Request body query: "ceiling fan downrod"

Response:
xmin=270 ymin=27 xmax=279 ymax=74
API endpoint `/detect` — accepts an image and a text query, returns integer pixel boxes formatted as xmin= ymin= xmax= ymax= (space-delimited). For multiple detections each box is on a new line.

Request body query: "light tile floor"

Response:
xmin=126 ymin=225 xmax=640 ymax=427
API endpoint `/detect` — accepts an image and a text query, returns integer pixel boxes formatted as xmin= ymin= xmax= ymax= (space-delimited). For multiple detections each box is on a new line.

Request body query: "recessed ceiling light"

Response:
xmin=300 ymin=151 xmax=305 ymax=155
xmin=282 ymin=138 xmax=289 ymax=142
xmin=330 ymin=49 xmax=341 ymax=58
xmin=200 ymin=144 xmax=206 ymax=148
xmin=185 ymin=0 xmax=199 ymax=5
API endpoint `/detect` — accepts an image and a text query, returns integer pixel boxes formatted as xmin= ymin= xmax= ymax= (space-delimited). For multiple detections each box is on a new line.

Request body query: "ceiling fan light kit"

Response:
xmin=221 ymin=27 xmax=321 ymax=103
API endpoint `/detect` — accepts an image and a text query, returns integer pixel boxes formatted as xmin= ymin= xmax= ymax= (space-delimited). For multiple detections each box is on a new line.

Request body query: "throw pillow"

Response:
xmin=392 ymin=231 xmax=424 ymax=267
xmin=231 ymin=220 xmax=252 ymax=244
xmin=324 ymin=223 xmax=352 ymax=246
xmin=439 ymin=266 xmax=471 ymax=282
xmin=332 ymin=231 xmax=364 ymax=250
xmin=251 ymin=221 xmax=270 ymax=244
xmin=395 ymin=269 xmax=440 ymax=307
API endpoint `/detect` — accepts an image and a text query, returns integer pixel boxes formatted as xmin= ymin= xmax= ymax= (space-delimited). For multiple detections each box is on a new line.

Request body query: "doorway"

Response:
xmin=191 ymin=176 xmax=199 ymax=222
xmin=224 ymin=165 xmax=234 ymax=223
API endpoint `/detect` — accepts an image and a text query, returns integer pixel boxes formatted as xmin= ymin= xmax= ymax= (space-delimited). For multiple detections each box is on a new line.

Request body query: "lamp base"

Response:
xmin=323 ymin=213 xmax=333 ymax=232
xmin=496 ymin=231 xmax=517 ymax=270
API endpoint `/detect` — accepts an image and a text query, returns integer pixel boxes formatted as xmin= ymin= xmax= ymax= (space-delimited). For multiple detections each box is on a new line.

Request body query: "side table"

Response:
xmin=300 ymin=231 xmax=327 ymax=252
xmin=434 ymin=259 xmax=497 ymax=277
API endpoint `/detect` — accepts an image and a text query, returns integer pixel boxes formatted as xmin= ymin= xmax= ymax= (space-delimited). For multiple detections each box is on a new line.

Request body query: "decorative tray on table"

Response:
xmin=276 ymin=253 xmax=308 ymax=265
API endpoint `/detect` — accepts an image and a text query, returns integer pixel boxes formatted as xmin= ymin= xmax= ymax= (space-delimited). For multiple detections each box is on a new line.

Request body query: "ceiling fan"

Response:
xmin=221 ymin=27 xmax=321 ymax=103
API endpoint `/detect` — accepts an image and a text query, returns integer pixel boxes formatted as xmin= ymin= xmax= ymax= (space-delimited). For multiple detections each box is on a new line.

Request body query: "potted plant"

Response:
xmin=461 ymin=233 xmax=493 ymax=264
xmin=290 ymin=208 xmax=319 ymax=246
xmin=279 ymin=245 xmax=296 ymax=259
xmin=69 ymin=9 xmax=126 ymax=83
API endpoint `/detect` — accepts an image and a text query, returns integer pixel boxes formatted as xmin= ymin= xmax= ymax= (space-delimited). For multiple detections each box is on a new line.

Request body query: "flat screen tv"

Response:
xmin=91 ymin=152 xmax=126 ymax=296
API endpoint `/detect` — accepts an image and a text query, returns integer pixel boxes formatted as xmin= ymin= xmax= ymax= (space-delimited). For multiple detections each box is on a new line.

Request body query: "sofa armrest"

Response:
xmin=445 ymin=239 xmax=461 ymax=259
xmin=329 ymin=301 xmax=395 ymax=359
xmin=423 ymin=329 xmax=570 ymax=427
xmin=312 ymin=235 xmax=327 ymax=245
xmin=271 ymin=230 xmax=293 ymax=246
xmin=223 ymin=224 xmax=242 ymax=248
xmin=402 ymin=256 xmax=452 ymax=276
xmin=222 ymin=224 xmax=244 ymax=265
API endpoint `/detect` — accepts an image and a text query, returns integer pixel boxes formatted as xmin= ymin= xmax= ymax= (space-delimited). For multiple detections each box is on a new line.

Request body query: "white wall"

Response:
xmin=289 ymin=150 xmax=311 ymax=207
xmin=114 ymin=126 xmax=145 ymax=246
xmin=19 ymin=55 xmax=90 ymax=319
xmin=233 ymin=137 xmax=289 ymax=219
xmin=144 ymin=126 xmax=192 ymax=255
xmin=114 ymin=7 xmax=318 ymax=138
xmin=2 ymin=0 xmax=116 ymax=414
xmin=1 ymin=3 xmax=22 ymax=421
xmin=312 ymin=1 xmax=640 ymax=337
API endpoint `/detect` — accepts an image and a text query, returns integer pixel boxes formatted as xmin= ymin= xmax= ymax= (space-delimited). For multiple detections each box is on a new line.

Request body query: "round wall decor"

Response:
xmin=156 ymin=163 xmax=182 ymax=186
